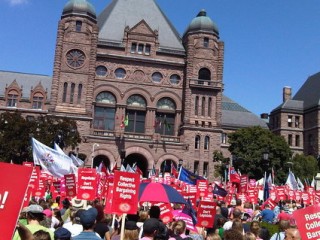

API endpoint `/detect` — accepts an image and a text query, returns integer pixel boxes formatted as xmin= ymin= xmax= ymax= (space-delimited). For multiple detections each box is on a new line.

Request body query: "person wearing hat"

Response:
xmin=72 ymin=207 xmax=101 ymax=240
xmin=54 ymin=227 xmax=72 ymax=240
xmin=123 ymin=221 xmax=139 ymax=240
xmin=13 ymin=204 xmax=54 ymax=240
xmin=140 ymin=218 xmax=160 ymax=240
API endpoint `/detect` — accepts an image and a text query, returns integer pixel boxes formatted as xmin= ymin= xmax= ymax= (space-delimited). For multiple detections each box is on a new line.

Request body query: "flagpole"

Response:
xmin=177 ymin=165 xmax=182 ymax=180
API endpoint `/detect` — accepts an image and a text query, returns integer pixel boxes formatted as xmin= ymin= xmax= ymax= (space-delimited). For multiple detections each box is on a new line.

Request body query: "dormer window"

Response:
xmin=32 ymin=93 xmax=44 ymax=109
xmin=130 ymin=42 xmax=151 ymax=55
xmin=7 ymin=91 xmax=18 ymax=107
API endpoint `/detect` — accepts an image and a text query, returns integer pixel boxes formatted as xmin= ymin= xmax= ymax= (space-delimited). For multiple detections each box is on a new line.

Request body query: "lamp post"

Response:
xmin=120 ymin=149 xmax=126 ymax=166
xmin=262 ymin=150 xmax=270 ymax=178
xmin=91 ymin=143 xmax=99 ymax=168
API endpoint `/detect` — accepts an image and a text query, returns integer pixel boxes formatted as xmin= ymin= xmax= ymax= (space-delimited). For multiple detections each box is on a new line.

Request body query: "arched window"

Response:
xmin=198 ymin=68 xmax=211 ymax=84
xmin=93 ymin=92 xmax=116 ymax=131
xmin=195 ymin=96 xmax=199 ymax=115
xmin=155 ymin=98 xmax=176 ymax=136
xmin=77 ymin=84 xmax=82 ymax=104
xmin=32 ymin=92 xmax=44 ymax=109
xmin=204 ymin=136 xmax=210 ymax=150
xmin=208 ymin=97 xmax=212 ymax=117
xmin=204 ymin=37 xmax=209 ymax=47
xmin=70 ymin=83 xmax=75 ymax=104
xmin=201 ymin=97 xmax=206 ymax=116
xmin=195 ymin=135 xmax=200 ymax=149
xmin=7 ymin=90 xmax=18 ymax=107
xmin=62 ymin=82 xmax=68 ymax=103
xmin=126 ymin=95 xmax=146 ymax=133
xmin=76 ymin=21 xmax=82 ymax=32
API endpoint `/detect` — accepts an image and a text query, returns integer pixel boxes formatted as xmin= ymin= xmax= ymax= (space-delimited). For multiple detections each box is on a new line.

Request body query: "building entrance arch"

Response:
xmin=125 ymin=153 xmax=149 ymax=178
xmin=93 ymin=155 xmax=110 ymax=169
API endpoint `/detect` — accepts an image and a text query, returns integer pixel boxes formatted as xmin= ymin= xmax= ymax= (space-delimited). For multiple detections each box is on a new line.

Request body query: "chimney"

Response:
xmin=283 ymin=86 xmax=292 ymax=102
xmin=260 ymin=113 xmax=269 ymax=119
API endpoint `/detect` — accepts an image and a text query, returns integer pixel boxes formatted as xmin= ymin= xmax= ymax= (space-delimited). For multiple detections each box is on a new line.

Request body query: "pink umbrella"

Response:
xmin=172 ymin=210 xmax=198 ymax=233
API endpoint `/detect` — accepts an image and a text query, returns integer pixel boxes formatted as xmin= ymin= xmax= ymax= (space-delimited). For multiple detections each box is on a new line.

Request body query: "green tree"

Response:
xmin=228 ymin=126 xmax=292 ymax=184
xmin=0 ymin=112 xmax=81 ymax=164
xmin=290 ymin=154 xmax=318 ymax=182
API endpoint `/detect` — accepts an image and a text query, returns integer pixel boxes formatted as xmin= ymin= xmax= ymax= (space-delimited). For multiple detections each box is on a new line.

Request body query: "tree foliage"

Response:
xmin=0 ymin=112 xmax=81 ymax=164
xmin=291 ymin=154 xmax=318 ymax=181
xmin=228 ymin=126 xmax=292 ymax=184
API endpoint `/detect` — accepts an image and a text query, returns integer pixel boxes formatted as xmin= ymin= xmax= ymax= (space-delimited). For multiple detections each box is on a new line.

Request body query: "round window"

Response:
xmin=115 ymin=68 xmax=126 ymax=79
xmin=170 ymin=74 xmax=181 ymax=85
xmin=96 ymin=66 xmax=108 ymax=76
xmin=66 ymin=49 xmax=85 ymax=68
xmin=152 ymin=72 xmax=163 ymax=83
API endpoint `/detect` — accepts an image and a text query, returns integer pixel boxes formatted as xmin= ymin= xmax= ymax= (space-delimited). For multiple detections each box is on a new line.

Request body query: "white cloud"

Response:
xmin=7 ymin=0 xmax=28 ymax=6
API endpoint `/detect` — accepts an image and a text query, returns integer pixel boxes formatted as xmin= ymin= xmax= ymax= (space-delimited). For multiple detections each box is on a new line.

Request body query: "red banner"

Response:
xmin=293 ymin=204 xmax=320 ymax=240
xmin=239 ymin=175 xmax=248 ymax=193
xmin=111 ymin=171 xmax=140 ymax=214
xmin=77 ymin=168 xmax=97 ymax=200
xmin=104 ymin=183 xmax=114 ymax=214
xmin=65 ymin=174 xmax=77 ymax=197
xmin=196 ymin=201 xmax=216 ymax=228
xmin=155 ymin=202 xmax=173 ymax=224
xmin=0 ymin=163 xmax=33 ymax=240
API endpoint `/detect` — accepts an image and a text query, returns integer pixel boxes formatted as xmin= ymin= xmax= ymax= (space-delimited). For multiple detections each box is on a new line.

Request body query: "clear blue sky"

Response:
xmin=1 ymin=0 xmax=320 ymax=116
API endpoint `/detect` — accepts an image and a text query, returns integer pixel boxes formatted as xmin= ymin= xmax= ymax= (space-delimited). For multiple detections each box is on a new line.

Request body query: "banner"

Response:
xmin=293 ymin=204 xmax=320 ymax=240
xmin=229 ymin=167 xmax=240 ymax=183
xmin=65 ymin=174 xmax=77 ymax=197
xmin=239 ymin=175 xmax=248 ymax=193
xmin=111 ymin=171 xmax=140 ymax=214
xmin=0 ymin=163 xmax=33 ymax=240
xmin=104 ymin=183 xmax=114 ymax=214
xmin=178 ymin=167 xmax=205 ymax=185
xmin=77 ymin=168 xmax=97 ymax=200
xmin=196 ymin=180 xmax=208 ymax=199
xmin=196 ymin=201 xmax=216 ymax=228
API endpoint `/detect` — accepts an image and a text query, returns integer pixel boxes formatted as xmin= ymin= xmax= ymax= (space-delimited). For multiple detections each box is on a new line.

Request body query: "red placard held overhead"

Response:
xmin=292 ymin=204 xmax=320 ymax=240
xmin=77 ymin=168 xmax=97 ymax=200
xmin=0 ymin=163 xmax=33 ymax=240
xmin=65 ymin=174 xmax=77 ymax=197
xmin=111 ymin=171 xmax=140 ymax=215
xmin=196 ymin=201 xmax=216 ymax=228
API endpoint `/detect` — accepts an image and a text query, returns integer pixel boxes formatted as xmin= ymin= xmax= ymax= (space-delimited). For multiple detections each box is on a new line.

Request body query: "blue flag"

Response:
xmin=178 ymin=166 xmax=205 ymax=185
xmin=182 ymin=198 xmax=197 ymax=225
xmin=212 ymin=184 xmax=228 ymax=197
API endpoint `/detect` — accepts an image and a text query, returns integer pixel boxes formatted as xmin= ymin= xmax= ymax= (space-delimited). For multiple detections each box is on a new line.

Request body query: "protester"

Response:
xmin=13 ymin=204 xmax=54 ymax=240
xmin=62 ymin=209 xmax=84 ymax=237
xmin=284 ymin=227 xmax=302 ymax=240
xmin=94 ymin=204 xmax=111 ymax=240
xmin=205 ymin=232 xmax=221 ymax=240
xmin=250 ymin=221 xmax=269 ymax=240
xmin=260 ymin=204 xmax=275 ymax=223
xmin=34 ymin=230 xmax=51 ymax=240
xmin=16 ymin=222 xmax=34 ymax=240
xmin=223 ymin=229 xmax=243 ymax=240
xmin=222 ymin=208 xmax=242 ymax=230
xmin=54 ymin=227 xmax=72 ymax=240
xmin=140 ymin=218 xmax=160 ymax=240
xmin=244 ymin=232 xmax=257 ymax=240
xmin=72 ymin=207 xmax=101 ymax=240
xmin=123 ymin=220 xmax=139 ymax=240
xmin=231 ymin=219 xmax=244 ymax=235
xmin=270 ymin=220 xmax=290 ymax=240
xmin=170 ymin=220 xmax=190 ymax=239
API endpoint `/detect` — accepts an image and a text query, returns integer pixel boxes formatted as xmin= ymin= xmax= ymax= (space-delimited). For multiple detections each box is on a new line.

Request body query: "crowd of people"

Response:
xmin=13 ymin=196 xmax=303 ymax=240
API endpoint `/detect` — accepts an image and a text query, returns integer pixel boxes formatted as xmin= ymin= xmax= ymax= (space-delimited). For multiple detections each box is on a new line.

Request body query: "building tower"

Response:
xmin=181 ymin=10 xmax=224 ymax=176
xmin=50 ymin=0 xmax=98 ymax=124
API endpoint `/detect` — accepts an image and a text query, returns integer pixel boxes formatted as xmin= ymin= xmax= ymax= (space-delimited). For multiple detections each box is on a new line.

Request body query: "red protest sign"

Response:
xmin=292 ymin=204 xmax=320 ymax=240
xmin=0 ymin=163 xmax=33 ymax=240
xmin=104 ymin=183 xmax=114 ymax=214
xmin=77 ymin=168 xmax=97 ymax=200
xmin=111 ymin=171 xmax=140 ymax=214
xmin=155 ymin=202 xmax=173 ymax=224
xmin=64 ymin=174 xmax=77 ymax=197
xmin=196 ymin=180 xmax=208 ymax=199
xmin=196 ymin=201 xmax=216 ymax=228
xmin=239 ymin=175 xmax=248 ymax=193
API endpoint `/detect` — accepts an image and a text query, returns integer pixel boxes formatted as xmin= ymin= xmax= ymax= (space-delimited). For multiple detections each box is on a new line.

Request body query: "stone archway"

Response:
xmin=93 ymin=155 xmax=110 ymax=169
xmin=125 ymin=153 xmax=149 ymax=178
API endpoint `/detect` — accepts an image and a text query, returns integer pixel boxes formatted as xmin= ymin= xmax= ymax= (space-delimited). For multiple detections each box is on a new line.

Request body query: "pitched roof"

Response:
xmin=222 ymin=96 xmax=268 ymax=128
xmin=0 ymin=70 xmax=52 ymax=99
xmin=97 ymin=0 xmax=184 ymax=51
xmin=293 ymin=72 xmax=320 ymax=109
xmin=271 ymin=99 xmax=304 ymax=113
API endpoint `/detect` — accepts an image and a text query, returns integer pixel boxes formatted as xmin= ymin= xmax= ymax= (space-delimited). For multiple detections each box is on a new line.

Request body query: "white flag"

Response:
xmin=285 ymin=171 xmax=298 ymax=190
xmin=54 ymin=142 xmax=79 ymax=174
xmin=297 ymin=177 xmax=305 ymax=191
xmin=70 ymin=154 xmax=84 ymax=167
xmin=32 ymin=138 xmax=73 ymax=178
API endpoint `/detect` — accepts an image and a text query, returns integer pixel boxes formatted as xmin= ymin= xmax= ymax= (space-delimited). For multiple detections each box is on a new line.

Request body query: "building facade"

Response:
xmin=0 ymin=0 xmax=267 ymax=181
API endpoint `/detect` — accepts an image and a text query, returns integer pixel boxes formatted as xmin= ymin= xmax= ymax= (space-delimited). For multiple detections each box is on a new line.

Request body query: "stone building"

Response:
xmin=0 ymin=0 xmax=267 ymax=181
xmin=269 ymin=72 xmax=320 ymax=158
